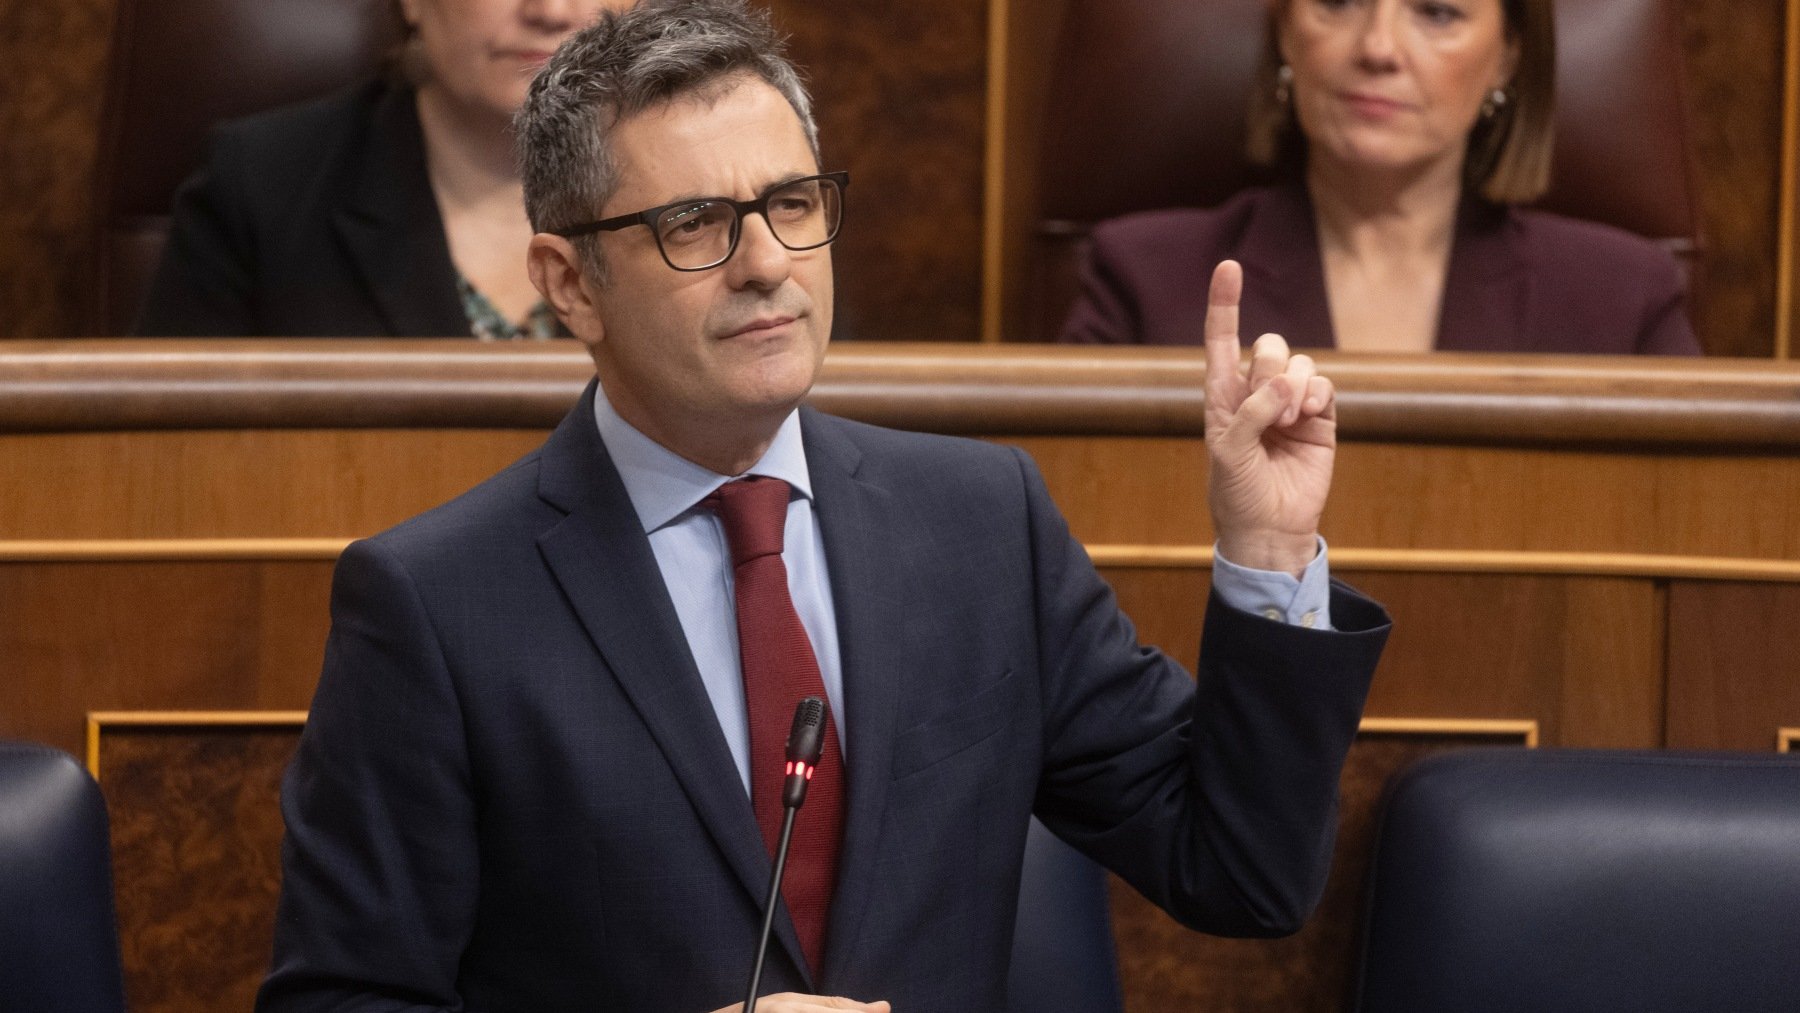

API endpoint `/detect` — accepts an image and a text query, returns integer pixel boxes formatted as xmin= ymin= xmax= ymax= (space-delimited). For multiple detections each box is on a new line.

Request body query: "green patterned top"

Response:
xmin=457 ymin=274 xmax=559 ymax=341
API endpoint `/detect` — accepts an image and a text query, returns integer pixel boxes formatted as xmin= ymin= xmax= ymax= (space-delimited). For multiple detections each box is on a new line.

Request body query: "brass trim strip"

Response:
xmin=1779 ymin=0 xmax=1800 ymax=359
xmin=1780 ymin=727 xmax=1799 ymax=753
xmin=86 ymin=710 xmax=308 ymax=779
xmin=980 ymin=0 xmax=1011 ymax=345
xmin=1 ymin=539 xmax=350 ymax=561
xmin=1359 ymin=717 xmax=1539 ymax=747
xmin=11 ymin=540 xmax=1800 ymax=582
xmin=1087 ymin=545 xmax=1800 ymax=583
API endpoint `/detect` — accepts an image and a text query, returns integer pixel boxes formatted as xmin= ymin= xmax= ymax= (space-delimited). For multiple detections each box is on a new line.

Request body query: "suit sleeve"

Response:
xmin=1013 ymin=446 xmax=1390 ymax=936
xmin=134 ymin=126 xmax=259 ymax=336
xmin=256 ymin=539 xmax=476 ymax=1013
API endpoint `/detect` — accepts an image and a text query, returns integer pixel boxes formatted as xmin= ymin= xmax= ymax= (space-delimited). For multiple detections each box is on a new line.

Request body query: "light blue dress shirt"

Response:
xmin=591 ymin=387 xmax=1332 ymax=794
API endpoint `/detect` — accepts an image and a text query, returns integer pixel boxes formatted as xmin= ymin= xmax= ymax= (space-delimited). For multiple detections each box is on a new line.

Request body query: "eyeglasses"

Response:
xmin=550 ymin=171 xmax=849 ymax=272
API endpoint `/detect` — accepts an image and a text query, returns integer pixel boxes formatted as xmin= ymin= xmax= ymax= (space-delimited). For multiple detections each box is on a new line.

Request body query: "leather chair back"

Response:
xmin=1007 ymin=817 xmax=1123 ymax=1013
xmin=1352 ymin=749 xmax=1800 ymax=1013
xmin=0 ymin=741 xmax=128 ymax=1013
xmin=1026 ymin=0 xmax=1699 ymax=341
xmin=94 ymin=0 xmax=405 ymax=334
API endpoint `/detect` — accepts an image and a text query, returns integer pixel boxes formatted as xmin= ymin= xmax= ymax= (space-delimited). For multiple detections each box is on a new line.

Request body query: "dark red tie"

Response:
xmin=705 ymin=476 xmax=844 ymax=974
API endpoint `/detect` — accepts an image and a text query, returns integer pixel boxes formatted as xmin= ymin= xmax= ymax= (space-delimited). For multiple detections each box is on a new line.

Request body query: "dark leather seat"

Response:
xmin=93 ymin=0 xmax=404 ymax=333
xmin=1023 ymin=0 xmax=1699 ymax=341
xmin=1352 ymin=748 xmax=1800 ymax=1013
xmin=0 ymin=741 xmax=128 ymax=1013
xmin=1007 ymin=817 xmax=1123 ymax=1013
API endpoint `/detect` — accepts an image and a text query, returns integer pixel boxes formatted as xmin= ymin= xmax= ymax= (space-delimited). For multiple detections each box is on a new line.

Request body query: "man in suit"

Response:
xmin=257 ymin=2 xmax=1390 ymax=1011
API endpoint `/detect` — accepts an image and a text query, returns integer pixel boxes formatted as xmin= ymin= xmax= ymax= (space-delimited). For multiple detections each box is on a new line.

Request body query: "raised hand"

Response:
xmin=1202 ymin=260 xmax=1337 ymax=578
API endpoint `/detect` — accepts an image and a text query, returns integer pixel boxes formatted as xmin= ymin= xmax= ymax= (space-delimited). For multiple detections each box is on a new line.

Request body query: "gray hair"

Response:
xmin=516 ymin=0 xmax=819 ymax=275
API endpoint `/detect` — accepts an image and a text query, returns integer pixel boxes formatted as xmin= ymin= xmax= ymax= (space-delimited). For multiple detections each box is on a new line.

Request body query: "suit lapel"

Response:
xmin=800 ymin=410 xmax=916 ymax=985
xmin=1437 ymin=201 xmax=1530 ymax=352
xmin=534 ymin=383 xmax=811 ymax=982
xmin=331 ymin=86 xmax=467 ymax=337
xmin=1237 ymin=183 xmax=1337 ymax=349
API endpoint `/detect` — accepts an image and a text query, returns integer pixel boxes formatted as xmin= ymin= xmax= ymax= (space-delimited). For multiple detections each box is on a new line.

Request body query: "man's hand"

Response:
xmin=711 ymin=996 xmax=891 ymax=1012
xmin=1203 ymin=259 xmax=1336 ymax=578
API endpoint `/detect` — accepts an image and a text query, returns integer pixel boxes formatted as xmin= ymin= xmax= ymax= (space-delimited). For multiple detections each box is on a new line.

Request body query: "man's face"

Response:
xmin=576 ymin=77 xmax=833 ymax=460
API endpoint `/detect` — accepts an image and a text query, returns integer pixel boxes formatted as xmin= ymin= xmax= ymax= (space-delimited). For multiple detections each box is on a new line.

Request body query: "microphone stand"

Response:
xmin=743 ymin=807 xmax=799 ymax=1011
xmin=743 ymin=697 xmax=826 ymax=1013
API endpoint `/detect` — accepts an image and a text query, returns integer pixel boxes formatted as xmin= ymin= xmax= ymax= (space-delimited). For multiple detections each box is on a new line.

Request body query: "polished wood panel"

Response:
xmin=765 ymin=0 xmax=987 ymax=343
xmin=1665 ymin=581 xmax=1800 ymax=750
xmin=92 ymin=718 xmax=301 ymax=1013
xmin=1105 ymin=567 xmax=1664 ymax=750
xmin=0 ymin=0 xmax=113 ymax=338
xmin=1026 ymin=435 xmax=1800 ymax=561
xmin=1111 ymin=729 xmax=1532 ymax=1013
xmin=0 ymin=560 xmax=330 ymax=757
xmin=1779 ymin=0 xmax=1800 ymax=358
xmin=1679 ymin=0 xmax=1788 ymax=357
xmin=0 ymin=429 xmax=543 ymax=539
xmin=11 ymin=341 xmax=1800 ymax=444
xmin=3 ymin=346 xmax=1796 ymax=1012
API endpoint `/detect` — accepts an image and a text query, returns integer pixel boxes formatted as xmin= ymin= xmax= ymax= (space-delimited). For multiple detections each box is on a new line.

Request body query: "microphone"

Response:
xmin=744 ymin=697 xmax=828 ymax=1013
xmin=783 ymin=696 xmax=827 ymax=808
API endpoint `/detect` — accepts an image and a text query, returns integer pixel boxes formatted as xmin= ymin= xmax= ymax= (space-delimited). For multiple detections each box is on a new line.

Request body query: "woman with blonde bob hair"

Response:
xmin=1060 ymin=0 xmax=1700 ymax=355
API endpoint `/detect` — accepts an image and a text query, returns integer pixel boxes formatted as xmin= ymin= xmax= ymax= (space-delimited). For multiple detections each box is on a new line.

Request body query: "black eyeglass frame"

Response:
xmin=549 ymin=171 xmax=850 ymax=272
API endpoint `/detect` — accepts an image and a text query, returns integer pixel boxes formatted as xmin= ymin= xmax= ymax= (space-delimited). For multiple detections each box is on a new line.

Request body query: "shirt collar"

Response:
xmin=591 ymin=381 xmax=814 ymax=534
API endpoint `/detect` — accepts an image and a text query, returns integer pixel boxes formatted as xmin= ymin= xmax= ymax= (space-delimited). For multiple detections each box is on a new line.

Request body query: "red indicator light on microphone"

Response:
xmin=785 ymin=761 xmax=795 ymax=775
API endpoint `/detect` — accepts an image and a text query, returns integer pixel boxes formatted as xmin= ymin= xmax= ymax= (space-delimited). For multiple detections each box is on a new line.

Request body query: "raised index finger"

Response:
xmin=1204 ymin=259 xmax=1245 ymax=400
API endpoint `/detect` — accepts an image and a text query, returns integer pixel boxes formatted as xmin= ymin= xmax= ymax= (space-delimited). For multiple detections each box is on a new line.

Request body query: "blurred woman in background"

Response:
xmin=138 ymin=0 xmax=629 ymax=338
xmin=1059 ymin=0 xmax=1701 ymax=355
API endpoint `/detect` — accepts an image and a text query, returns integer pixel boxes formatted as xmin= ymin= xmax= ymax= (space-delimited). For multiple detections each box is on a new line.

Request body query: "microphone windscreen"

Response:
xmin=786 ymin=696 xmax=826 ymax=765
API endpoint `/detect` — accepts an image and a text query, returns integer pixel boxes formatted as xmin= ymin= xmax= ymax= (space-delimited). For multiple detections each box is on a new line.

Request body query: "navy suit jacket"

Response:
xmin=1059 ymin=183 xmax=1702 ymax=355
xmin=136 ymin=79 xmax=470 ymax=337
xmin=259 ymin=383 xmax=1390 ymax=1013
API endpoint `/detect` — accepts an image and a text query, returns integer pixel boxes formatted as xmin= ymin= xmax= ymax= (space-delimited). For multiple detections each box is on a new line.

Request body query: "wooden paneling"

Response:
xmin=3 ymin=346 xmax=1797 ymax=1011
xmin=1779 ymin=0 xmax=1800 ymax=359
xmin=1023 ymin=436 xmax=1800 ymax=561
xmin=0 ymin=0 xmax=114 ymax=338
xmin=0 ymin=561 xmax=330 ymax=756
xmin=92 ymin=717 xmax=302 ymax=1013
xmin=0 ymin=429 xmax=542 ymax=539
xmin=765 ymin=0 xmax=988 ymax=343
xmin=1110 ymin=728 xmax=1532 ymax=1013
xmin=1665 ymin=581 xmax=1800 ymax=750
xmin=1679 ymin=0 xmax=1789 ymax=357
xmin=1105 ymin=567 xmax=1665 ymax=750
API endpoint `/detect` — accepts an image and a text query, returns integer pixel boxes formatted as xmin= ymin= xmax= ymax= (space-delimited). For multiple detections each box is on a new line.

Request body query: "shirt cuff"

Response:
xmin=1211 ymin=537 xmax=1333 ymax=630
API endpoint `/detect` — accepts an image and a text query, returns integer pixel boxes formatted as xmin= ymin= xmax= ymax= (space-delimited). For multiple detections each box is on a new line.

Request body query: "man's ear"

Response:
xmin=528 ymin=233 xmax=605 ymax=349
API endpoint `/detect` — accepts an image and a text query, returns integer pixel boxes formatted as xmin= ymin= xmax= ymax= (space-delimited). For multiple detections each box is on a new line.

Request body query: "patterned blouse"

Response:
xmin=457 ymin=274 xmax=560 ymax=341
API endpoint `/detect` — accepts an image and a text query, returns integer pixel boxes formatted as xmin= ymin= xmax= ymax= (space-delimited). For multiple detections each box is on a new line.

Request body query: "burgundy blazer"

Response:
xmin=1058 ymin=183 xmax=1702 ymax=355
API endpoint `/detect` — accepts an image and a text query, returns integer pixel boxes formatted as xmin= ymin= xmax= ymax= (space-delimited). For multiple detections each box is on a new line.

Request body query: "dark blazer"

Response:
xmin=1059 ymin=183 xmax=1702 ymax=355
xmin=258 ymin=383 xmax=1390 ymax=1013
xmin=136 ymin=79 xmax=469 ymax=337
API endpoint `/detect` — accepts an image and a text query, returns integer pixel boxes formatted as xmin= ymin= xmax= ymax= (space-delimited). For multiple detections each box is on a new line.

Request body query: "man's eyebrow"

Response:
xmin=656 ymin=172 xmax=815 ymax=207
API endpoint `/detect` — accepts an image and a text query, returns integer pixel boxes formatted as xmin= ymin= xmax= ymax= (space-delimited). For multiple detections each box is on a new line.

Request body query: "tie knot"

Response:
xmin=704 ymin=476 xmax=791 ymax=566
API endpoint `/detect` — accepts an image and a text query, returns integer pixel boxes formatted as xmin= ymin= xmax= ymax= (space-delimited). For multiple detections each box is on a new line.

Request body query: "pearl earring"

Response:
xmin=1480 ymin=87 xmax=1509 ymax=119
